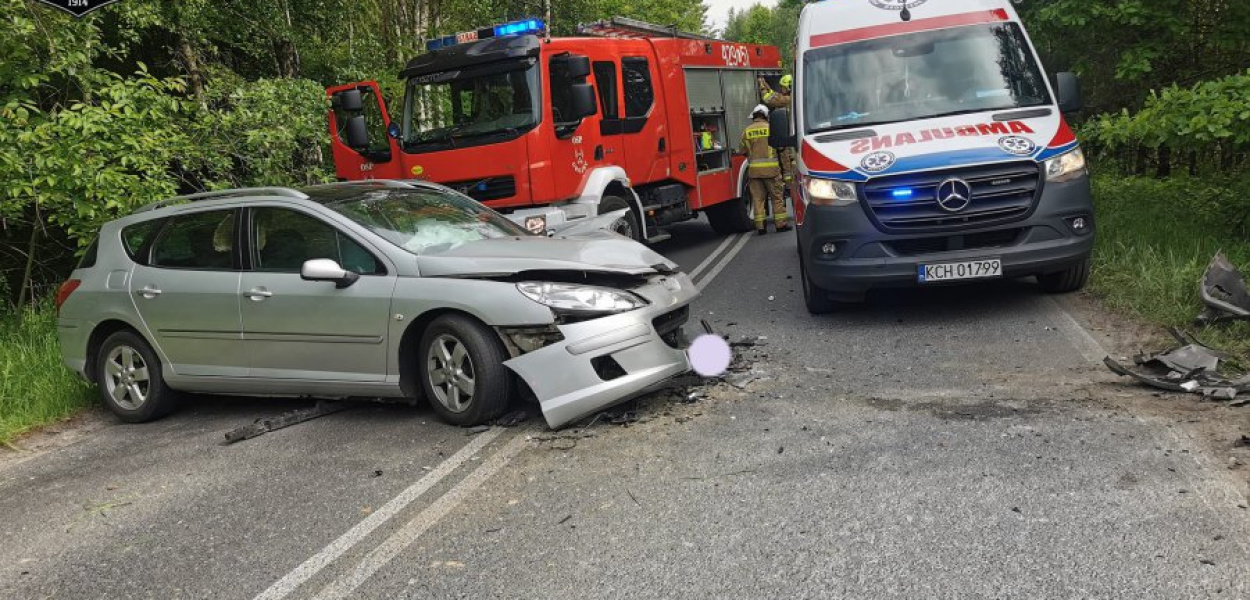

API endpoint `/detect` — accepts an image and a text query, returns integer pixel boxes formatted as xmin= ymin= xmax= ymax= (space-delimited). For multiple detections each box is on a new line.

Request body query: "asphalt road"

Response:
xmin=3 ymin=215 xmax=1249 ymax=599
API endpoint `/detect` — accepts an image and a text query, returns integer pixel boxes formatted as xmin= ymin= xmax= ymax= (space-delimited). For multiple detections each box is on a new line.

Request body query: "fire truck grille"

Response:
xmin=446 ymin=176 xmax=517 ymax=202
xmin=860 ymin=161 xmax=1041 ymax=233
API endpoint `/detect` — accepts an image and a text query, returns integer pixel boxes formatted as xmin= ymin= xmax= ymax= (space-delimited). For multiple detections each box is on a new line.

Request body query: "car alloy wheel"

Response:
xmin=426 ymin=333 xmax=477 ymax=413
xmin=103 ymin=345 xmax=151 ymax=411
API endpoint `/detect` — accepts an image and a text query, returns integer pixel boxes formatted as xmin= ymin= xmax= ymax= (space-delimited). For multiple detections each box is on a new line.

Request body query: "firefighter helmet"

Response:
xmin=752 ymin=104 xmax=769 ymax=118
xmin=780 ymin=74 xmax=792 ymax=89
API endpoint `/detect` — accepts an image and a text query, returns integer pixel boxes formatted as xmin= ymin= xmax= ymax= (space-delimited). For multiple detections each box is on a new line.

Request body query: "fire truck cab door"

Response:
xmin=546 ymin=54 xmax=603 ymax=200
xmin=327 ymin=81 xmax=405 ymax=180
xmin=620 ymin=56 xmax=668 ymax=184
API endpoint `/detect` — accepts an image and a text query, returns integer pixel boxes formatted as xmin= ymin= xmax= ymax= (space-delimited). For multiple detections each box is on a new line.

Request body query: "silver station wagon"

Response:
xmin=56 ymin=180 xmax=696 ymax=428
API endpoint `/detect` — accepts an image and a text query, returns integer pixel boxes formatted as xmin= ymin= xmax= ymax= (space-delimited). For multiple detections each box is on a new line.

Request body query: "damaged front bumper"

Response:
xmin=503 ymin=273 xmax=698 ymax=428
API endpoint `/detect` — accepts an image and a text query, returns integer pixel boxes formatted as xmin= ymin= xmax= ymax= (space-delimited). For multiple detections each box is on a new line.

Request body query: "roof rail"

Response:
xmin=577 ymin=16 xmax=717 ymax=41
xmin=302 ymin=180 xmax=421 ymax=190
xmin=134 ymin=187 xmax=309 ymax=213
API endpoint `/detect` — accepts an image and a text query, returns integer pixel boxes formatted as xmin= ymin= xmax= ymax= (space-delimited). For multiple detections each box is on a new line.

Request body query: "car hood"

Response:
xmin=800 ymin=109 xmax=1079 ymax=181
xmin=414 ymin=233 xmax=678 ymax=278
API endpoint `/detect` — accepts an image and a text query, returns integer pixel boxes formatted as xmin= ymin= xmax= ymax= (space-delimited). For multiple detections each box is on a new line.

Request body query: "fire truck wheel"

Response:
xmin=600 ymin=196 xmax=641 ymax=241
xmin=705 ymin=195 xmax=753 ymax=234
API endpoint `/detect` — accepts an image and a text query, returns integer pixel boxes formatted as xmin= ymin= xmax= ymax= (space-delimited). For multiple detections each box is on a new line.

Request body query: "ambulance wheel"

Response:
xmin=706 ymin=195 xmax=753 ymax=234
xmin=1038 ymin=256 xmax=1091 ymax=294
xmin=799 ymin=249 xmax=838 ymax=315
xmin=600 ymin=196 xmax=641 ymax=241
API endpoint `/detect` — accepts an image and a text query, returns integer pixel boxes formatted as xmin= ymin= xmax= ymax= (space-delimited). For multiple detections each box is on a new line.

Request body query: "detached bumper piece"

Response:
xmin=1196 ymin=252 xmax=1250 ymax=325
xmin=1104 ymin=328 xmax=1250 ymax=405
xmin=504 ymin=274 xmax=697 ymax=429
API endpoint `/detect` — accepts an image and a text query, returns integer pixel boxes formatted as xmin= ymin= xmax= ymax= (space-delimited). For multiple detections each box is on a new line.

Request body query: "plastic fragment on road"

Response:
xmin=1196 ymin=252 xmax=1250 ymax=325
xmin=222 ymin=400 xmax=350 ymax=444
xmin=1103 ymin=328 xmax=1249 ymax=404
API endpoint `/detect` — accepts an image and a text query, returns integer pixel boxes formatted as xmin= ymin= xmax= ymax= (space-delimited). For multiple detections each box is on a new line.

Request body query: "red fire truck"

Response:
xmin=326 ymin=17 xmax=782 ymax=241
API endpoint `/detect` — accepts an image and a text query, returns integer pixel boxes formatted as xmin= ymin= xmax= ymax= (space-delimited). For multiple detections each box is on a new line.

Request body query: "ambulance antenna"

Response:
xmin=900 ymin=7 xmax=912 ymax=22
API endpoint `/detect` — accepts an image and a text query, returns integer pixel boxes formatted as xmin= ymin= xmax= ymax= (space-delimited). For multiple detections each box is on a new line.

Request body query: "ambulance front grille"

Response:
xmin=860 ymin=161 xmax=1041 ymax=233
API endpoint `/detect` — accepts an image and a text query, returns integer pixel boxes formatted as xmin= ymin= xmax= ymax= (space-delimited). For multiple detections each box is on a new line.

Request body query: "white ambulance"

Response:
xmin=774 ymin=0 xmax=1093 ymax=313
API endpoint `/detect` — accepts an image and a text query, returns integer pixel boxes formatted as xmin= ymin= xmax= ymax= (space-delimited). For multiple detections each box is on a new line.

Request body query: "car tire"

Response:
xmin=799 ymin=249 xmax=838 ymax=315
xmin=706 ymin=194 xmax=754 ymax=235
xmin=600 ymin=195 xmax=642 ymax=242
xmin=419 ymin=314 xmax=514 ymax=426
xmin=1038 ymin=256 xmax=1091 ymax=294
xmin=94 ymin=330 xmax=178 ymax=423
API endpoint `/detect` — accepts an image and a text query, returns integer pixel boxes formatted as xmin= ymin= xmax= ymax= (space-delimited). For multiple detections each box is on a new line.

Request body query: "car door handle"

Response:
xmin=243 ymin=288 xmax=273 ymax=301
xmin=137 ymin=286 xmax=162 ymax=299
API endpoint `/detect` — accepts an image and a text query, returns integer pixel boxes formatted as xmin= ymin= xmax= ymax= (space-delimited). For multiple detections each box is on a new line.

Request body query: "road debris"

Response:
xmin=466 ymin=425 xmax=492 ymax=435
xmin=222 ymin=401 xmax=350 ymax=444
xmin=1103 ymin=329 xmax=1249 ymax=403
xmin=1196 ymin=252 xmax=1250 ymax=325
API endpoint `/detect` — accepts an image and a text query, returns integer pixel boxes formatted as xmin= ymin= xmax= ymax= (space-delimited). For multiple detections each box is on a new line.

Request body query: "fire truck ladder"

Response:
xmin=576 ymin=16 xmax=717 ymax=40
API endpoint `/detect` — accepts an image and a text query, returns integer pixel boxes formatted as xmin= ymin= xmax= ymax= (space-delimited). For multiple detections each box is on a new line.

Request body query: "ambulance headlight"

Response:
xmin=806 ymin=177 xmax=858 ymax=207
xmin=1044 ymin=148 xmax=1087 ymax=183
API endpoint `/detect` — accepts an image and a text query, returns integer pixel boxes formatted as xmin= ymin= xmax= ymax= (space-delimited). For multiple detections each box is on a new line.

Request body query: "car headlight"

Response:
xmin=1044 ymin=147 xmax=1087 ymax=183
xmin=806 ymin=177 xmax=858 ymax=206
xmin=516 ymin=282 xmax=648 ymax=314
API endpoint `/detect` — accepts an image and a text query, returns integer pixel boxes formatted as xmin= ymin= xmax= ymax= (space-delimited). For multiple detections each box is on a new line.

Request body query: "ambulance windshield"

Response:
xmin=803 ymin=23 xmax=1051 ymax=134
xmin=402 ymin=61 xmax=540 ymax=151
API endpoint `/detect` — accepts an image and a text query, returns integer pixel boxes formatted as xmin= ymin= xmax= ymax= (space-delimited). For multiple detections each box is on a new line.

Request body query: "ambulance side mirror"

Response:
xmin=1055 ymin=72 xmax=1082 ymax=114
xmin=768 ymin=108 xmax=795 ymax=149
xmin=570 ymin=83 xmax=597 ymax=119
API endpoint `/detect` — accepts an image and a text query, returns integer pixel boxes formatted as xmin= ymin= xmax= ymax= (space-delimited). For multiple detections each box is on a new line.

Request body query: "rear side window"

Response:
xmin=77 ymin=238 xmax=99 ymax=269
xmin=150 ymin=210 xmax=237 ymax=270
xmin=120 ymin=219 xmax=163 ymax=263
xmin=251 ymin=208 xmax=384 ymax=275
xmin=622 ymin=57 xmax=654 ymax=118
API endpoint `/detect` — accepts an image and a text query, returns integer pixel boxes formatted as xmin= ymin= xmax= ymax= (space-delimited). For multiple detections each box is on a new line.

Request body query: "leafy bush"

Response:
xmin=1081 ymin=71 xmax=1250 ymax=175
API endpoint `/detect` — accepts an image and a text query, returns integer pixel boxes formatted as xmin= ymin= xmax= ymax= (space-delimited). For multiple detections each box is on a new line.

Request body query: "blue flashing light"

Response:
xmin=494 ymin=18 xmax=544 ymax=37
xmin=892 ymin=188 xmax=914 ymax=199
xmin=426 ymin=18 xmax=544 ymax=52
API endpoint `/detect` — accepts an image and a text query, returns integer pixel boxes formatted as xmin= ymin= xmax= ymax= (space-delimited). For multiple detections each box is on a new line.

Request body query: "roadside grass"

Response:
xmin=0 ymin=305 xmax=95 ymax=445
xmin=1089 ymin=174 xmax=1250 ymax=363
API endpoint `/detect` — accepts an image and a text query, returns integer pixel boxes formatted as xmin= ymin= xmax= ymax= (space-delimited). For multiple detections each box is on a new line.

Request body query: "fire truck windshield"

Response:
xmin=401 ymin=62 xmax=540 ymax=151
xmin=802 ymin=23 xmax=1051 ymax=134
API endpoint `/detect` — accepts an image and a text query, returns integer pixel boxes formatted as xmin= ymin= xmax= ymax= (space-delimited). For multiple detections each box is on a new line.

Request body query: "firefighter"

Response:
xmin=739 ymin=105 xmax=789 ymax=235
xmin=758 ymin=74 xmax=797 ymax=189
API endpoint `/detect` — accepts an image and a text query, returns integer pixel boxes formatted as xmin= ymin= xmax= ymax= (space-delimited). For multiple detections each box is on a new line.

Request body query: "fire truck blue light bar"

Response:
xmin=426 ymin=18 xmax=546 ymax=51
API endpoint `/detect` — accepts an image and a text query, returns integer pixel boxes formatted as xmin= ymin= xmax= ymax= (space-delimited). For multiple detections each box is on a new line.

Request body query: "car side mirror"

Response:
xmin=570 ymin=83 xmax=597 ymax=119
xmin=768 ymin=108 xmax=796 ymax=149
xmin=333 ymin=89 xmax=364 ymax=112
xmin=301 ymin=258 xmax=360 ymax=289
xmin=345 ymin=115 xmax=370 ymax=153
xmin=1055 ymin=72 xmax=1082 ymax=114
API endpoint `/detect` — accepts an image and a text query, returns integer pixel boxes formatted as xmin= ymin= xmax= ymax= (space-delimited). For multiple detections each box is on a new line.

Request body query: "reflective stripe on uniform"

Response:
xmin=749 ymin=159 xmax=779 ymax=168
xmin=744 ymin=128 xmax=769 ymax=140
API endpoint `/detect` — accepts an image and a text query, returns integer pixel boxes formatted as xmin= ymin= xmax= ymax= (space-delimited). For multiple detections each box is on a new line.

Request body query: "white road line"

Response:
xmin=687 ymin=234 xmax=738 ymax=282
xmin=1037 ymin=295 xmax=1110 ymax=364
xmin=310 ymin=433 xmax=532 ymax=600
xmin=697 ymin=232 xmax=753 ymax=291
xmin=252 ymin=427 xmax=505 ymax=600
